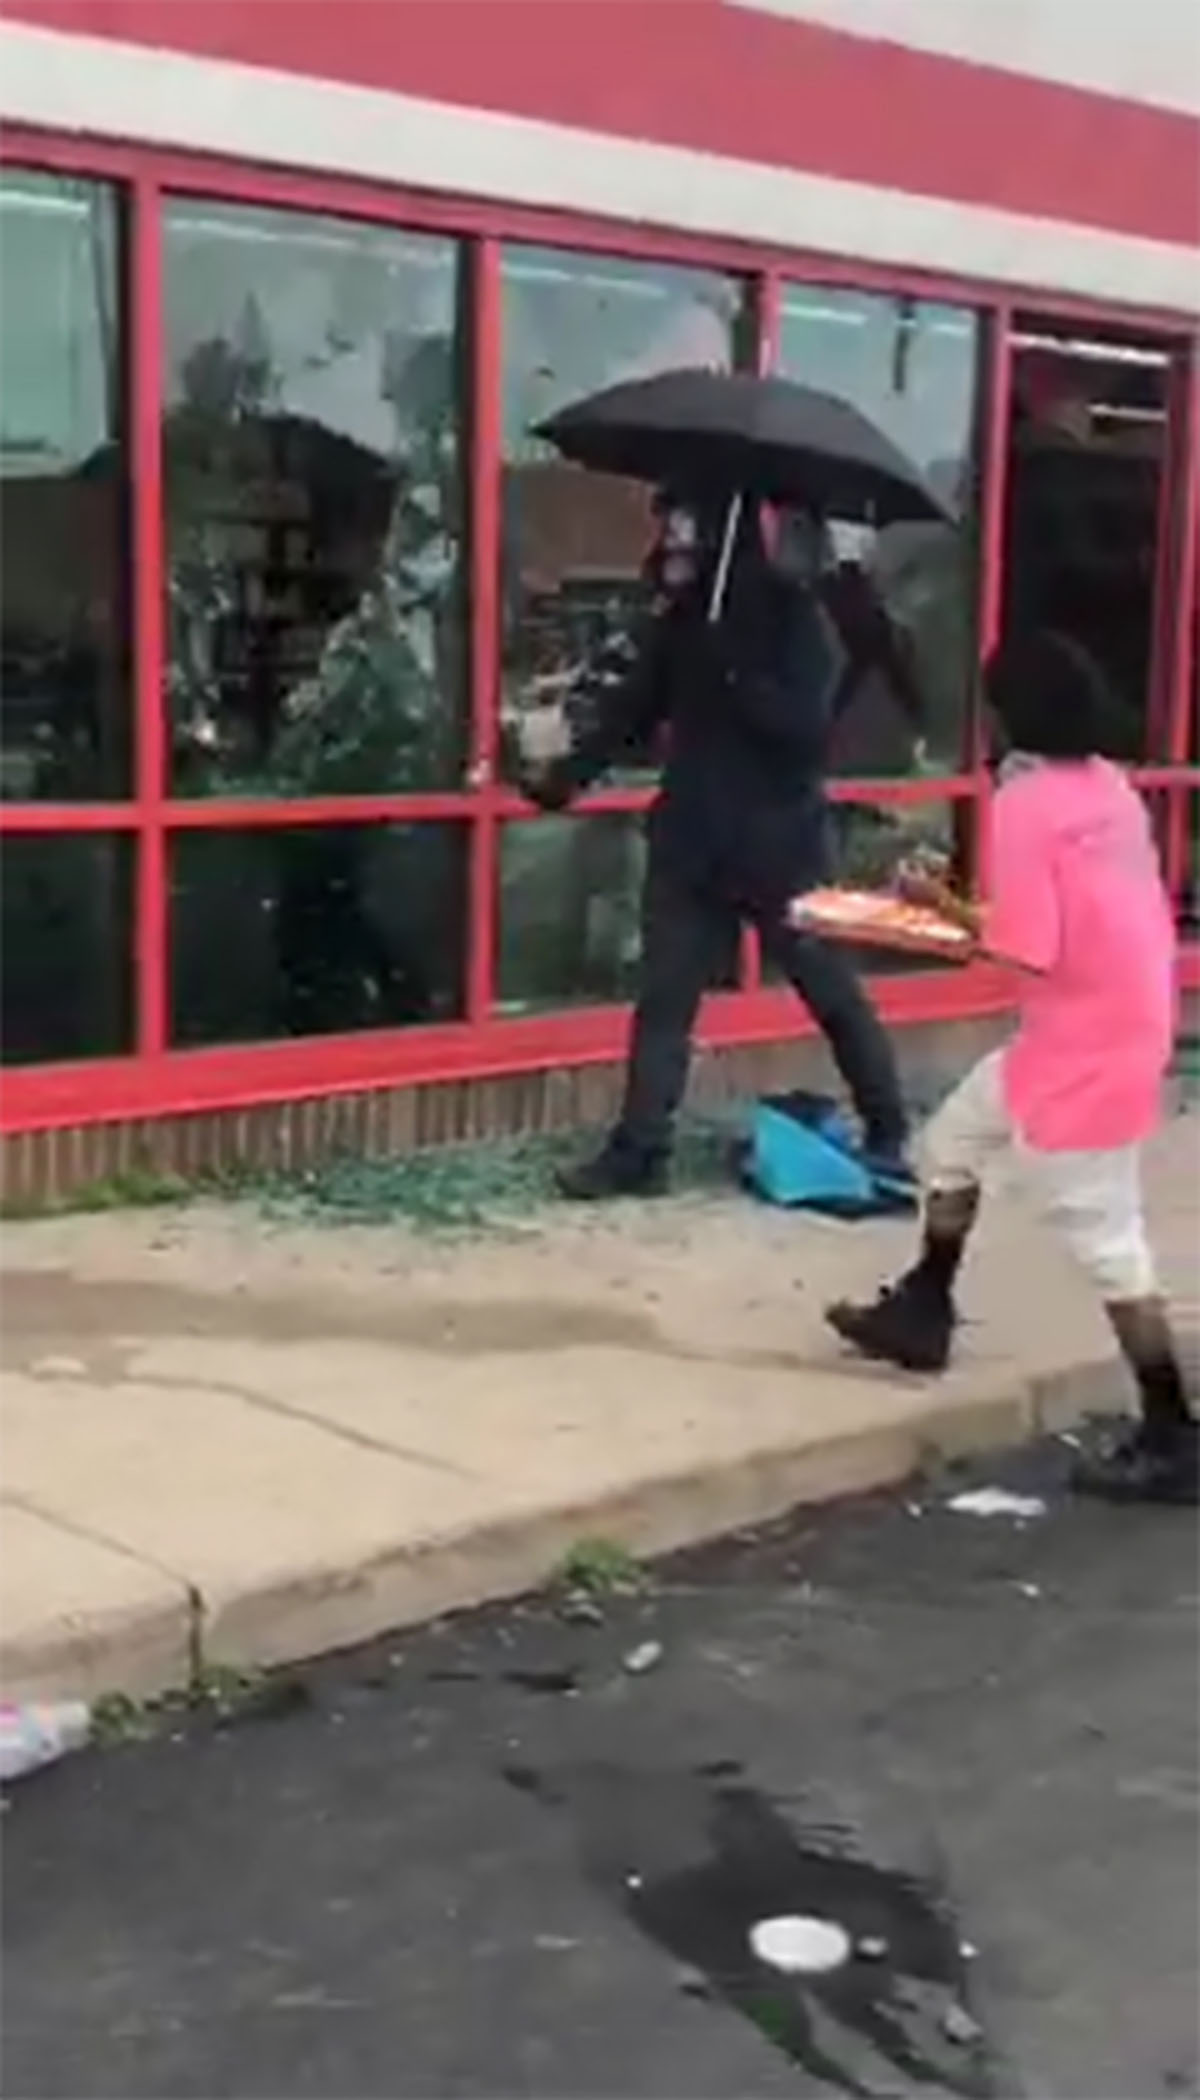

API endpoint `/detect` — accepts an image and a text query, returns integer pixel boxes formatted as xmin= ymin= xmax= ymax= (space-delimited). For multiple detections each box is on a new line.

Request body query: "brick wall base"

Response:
xmin=0 ymin=1015 xmax=1020 ymax=1212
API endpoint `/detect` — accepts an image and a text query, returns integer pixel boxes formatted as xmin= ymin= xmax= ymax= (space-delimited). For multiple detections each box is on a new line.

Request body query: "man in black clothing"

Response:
xmin=524 ymin=497 xmax=910 ymax=1199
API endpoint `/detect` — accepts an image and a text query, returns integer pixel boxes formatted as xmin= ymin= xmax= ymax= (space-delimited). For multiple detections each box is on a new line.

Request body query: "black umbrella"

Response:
xmin=535 ymin=368 xmax=951 ymax=527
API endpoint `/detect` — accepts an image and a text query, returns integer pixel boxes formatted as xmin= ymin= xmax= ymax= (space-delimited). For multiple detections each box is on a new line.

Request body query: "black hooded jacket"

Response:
xmin=560 ymin=544 xmax=844 ymax=914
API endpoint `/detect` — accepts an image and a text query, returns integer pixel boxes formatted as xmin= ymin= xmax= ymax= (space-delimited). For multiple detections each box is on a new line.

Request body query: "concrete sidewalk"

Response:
xmin=2 ymin=1116 xmax=1197 ymax=1705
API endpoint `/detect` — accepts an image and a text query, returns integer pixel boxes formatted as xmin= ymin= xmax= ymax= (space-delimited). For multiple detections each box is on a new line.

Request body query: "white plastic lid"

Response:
xmin=748 ymin=1914 xmax=852 ymax=1975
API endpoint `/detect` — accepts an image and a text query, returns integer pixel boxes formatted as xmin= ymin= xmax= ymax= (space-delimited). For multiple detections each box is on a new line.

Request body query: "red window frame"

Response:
xmin=1 ymin=125 xmax=1197 ymax=1134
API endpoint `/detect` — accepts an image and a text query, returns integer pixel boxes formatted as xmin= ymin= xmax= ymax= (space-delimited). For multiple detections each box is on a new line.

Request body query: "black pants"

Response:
xmin=614 ymin=853 xmax=908 ymax=1160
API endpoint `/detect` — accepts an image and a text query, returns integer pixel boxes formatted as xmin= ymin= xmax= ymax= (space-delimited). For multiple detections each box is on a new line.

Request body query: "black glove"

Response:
xmin=520 ymin=757 xmax=576 ymax=813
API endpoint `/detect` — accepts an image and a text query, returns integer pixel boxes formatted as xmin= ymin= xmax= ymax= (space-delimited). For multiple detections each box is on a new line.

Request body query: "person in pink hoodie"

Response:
xmin=826 ymin=629 xmax=1196 ymax=1504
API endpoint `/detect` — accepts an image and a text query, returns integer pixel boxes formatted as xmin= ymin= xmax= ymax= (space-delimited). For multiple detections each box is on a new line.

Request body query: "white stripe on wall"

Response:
xmin=729 ymin=0 xmax=1200 ymax=118
xmin=1 ymin=21 xmax=1197 ymax=316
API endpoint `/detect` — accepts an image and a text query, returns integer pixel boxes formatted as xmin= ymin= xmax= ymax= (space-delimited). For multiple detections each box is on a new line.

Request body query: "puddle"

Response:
xmin=0 ymin=1268 xmax=669 ymax=1375
xmin=0 ymin=1269 xmax=810 ymax=1381
xmin=505 ymin=1764 xmax=997 ymax=2096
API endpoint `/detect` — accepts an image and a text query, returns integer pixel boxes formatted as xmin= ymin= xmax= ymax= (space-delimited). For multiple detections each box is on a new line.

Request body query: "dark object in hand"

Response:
xmin=521 ymin=759 xmax=576 ymax=813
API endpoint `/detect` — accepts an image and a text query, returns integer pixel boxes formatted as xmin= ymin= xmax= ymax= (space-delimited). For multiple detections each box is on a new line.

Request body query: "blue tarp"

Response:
xmin=741 ymin=1091 xmax=916 ymax=1218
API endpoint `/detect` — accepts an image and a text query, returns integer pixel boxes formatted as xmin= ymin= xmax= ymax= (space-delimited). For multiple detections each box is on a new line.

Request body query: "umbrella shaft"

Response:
xmin=707 ymin=492 xmax=743 ymax=622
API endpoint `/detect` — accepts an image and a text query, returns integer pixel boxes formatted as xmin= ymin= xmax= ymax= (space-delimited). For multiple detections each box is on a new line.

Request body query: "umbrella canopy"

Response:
xmin=535 ymin=368 xmax=951 ymax=525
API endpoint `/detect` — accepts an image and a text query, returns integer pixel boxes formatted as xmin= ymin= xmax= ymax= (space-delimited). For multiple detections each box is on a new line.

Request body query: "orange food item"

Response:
xmin=789 ymin=886 xmax=973 ymax=958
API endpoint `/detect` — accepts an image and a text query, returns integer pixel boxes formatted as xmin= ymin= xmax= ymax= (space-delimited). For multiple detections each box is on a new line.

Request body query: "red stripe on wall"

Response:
xmin=3 ymin=0 xmax=1197 ymax=250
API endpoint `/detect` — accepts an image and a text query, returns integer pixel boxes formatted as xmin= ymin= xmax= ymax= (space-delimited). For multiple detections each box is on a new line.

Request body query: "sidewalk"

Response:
xmin=2 ymin=1114 xmax=1197 ymax=1706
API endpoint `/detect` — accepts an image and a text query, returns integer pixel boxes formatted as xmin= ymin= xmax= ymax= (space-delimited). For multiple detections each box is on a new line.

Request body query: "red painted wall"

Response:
xmin=3 ymin=0 xmax=1198 ymax=248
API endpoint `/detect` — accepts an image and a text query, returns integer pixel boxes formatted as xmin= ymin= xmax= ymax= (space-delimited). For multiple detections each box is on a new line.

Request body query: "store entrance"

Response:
xmin=999 ymin=316 xmax=1172 ymax=761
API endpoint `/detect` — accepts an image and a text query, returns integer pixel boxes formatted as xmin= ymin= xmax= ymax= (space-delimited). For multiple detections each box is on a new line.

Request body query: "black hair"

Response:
xmin=984 ymin=627 xmax=1121 ymax=761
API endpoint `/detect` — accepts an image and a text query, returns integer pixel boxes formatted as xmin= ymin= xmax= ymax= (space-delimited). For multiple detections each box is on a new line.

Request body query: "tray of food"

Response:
xmin=787 ymin=886 xmax=974 ymax=959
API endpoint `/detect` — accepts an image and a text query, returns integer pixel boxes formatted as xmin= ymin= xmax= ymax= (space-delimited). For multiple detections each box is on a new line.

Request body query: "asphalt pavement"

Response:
xmin=3 ymin=1436 xmax=1197 ymax=2100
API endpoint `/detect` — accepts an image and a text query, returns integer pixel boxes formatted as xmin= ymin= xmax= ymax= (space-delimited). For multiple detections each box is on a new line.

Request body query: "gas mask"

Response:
xmin=773 ymin=509 xmax=831 ymax=588
xmin=655 ymin=504 xmax=704 ymax=600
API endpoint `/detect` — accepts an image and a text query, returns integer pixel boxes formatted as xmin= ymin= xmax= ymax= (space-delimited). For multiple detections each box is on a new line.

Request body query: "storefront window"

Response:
xmin=1 ymin=834 xmax=133 ymax=1063
xmin=777 ymin=288 xmax=981 ymax=780
xmin=1003 ymin=320 xmax=1171 ymax=762
xmin=163 ymin=203 xmax=465 ymax=796
xmin=168 ymin=822 xmax=467 ymax=1044
xmin=496 ymin=814 xmax=738 ymax=1013
xmin=499 ymin=247 xmax=748 ymax=787
xmin=0 ymin=170 xmax=129 ymax=800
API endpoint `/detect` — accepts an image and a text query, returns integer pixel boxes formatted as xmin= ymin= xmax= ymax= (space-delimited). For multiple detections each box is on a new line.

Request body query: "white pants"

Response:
xmin=921 ymin=1051 xmax=1158 ymax=1301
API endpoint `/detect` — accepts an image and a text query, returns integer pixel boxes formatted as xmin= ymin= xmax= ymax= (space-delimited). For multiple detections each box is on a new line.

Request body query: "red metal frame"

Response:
xmin=0 ymin=964 xmax=1021 ymax=1131
xmin=1148 ymin=345 xmax=1200 ymax=901
xmin=131 ymin=171 xmax=167 ymax=1056
xmin=0 ymin=803 xmax=141 ymax=831
xmin=1148 ymin=348 xmax=1193 ymax=763
xmin=976 ymin=313 xmax=1014 ymax=672
xmin=1167 ymin=346 xmax=1199 ymax=777
xmin=5 ymin=123 xmax=1197 ymax=338
xmin=964 ymin=306 xmax=1014 ymax=897
xmin=1 ymin=124 xmax=1197 ymax=1135
xmin=1162 ymin=372 xmax=1200 ymax=906
xmin=4 ymin=943 xmax=1192 ymax=1132
xmin=465 ymin=236 xmax=502 ymax=1026
xmin=738 ymin=268 xmax=785 ymax=996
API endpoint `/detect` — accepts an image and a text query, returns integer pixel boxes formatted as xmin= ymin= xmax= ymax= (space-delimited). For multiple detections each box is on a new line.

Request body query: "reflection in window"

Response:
xmin=169 ymin=823 xmax=467 ymax=1044
xmin=499 ymin=248 xmax=747 ymax=786
xmin=0 ymin=170 xmax=129 ymax=800
xmin=163 ymin=203 xmax=465 ymax=796
xmin=1 ymin=834 xmax=133 ymax=1063
xmin=497 ymin=814 xmax=738 ymax=1013
xmin=777 ymin=288 xmax=981 ymax=779
xmin=1003 ymin=322 xmax=1170 ymax=761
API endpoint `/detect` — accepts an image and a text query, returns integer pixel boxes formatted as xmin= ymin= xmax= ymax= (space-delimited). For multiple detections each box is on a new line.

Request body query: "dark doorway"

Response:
xmin=1000 ymin=315 xmax=1179 ymax=761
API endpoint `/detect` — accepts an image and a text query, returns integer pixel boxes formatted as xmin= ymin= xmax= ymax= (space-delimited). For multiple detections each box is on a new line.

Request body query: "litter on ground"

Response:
xmin=946 ymin=1487 xmax=1048 ymax=1520
xmin=0 ymin=1701 xmax=91 ymax=1783
xmin=623 ymin=1641 xmax=664 ymax=1676
xmin=749 ymin=1915 xmax=852 ymax=1975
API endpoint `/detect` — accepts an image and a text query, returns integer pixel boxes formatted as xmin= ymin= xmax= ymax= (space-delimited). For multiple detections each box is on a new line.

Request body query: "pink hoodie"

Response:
xmin=985 ymin=758 xmax=1177 ymax=1151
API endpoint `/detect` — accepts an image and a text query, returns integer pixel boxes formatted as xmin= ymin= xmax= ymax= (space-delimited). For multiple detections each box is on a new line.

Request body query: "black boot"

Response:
xmin=555 ymin=1137 xmax=669 ymax=1202
xmin=859 ymin=1140 xmax=918 ymax=1207
xmin=825 ymin=1268 xmax=956 ymax=1373
xmin=861 ymin=1127 xmax=914 ymax=1184
xmin=1072 ymin=1418 xmax=1198 ymax=1506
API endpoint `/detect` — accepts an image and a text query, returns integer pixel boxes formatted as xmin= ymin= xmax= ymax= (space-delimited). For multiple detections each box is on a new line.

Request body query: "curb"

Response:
xmin=0 ymin=1498 xmax=198 ymax=1709
xmin=3 ymin=1354 xmax=1123 ymax=1707
xmin=206 ymin=1357 xmax=1124 ymax=1677
xmin=0 ymin=1587 xmax=197 ymax=1712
